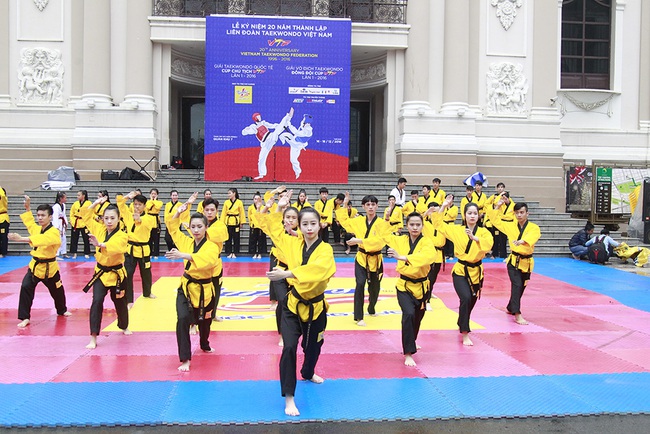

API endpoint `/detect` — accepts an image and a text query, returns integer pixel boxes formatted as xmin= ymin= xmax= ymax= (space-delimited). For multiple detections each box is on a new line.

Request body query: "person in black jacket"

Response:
xmin=568 ymin=222 xmax=594 ymax=259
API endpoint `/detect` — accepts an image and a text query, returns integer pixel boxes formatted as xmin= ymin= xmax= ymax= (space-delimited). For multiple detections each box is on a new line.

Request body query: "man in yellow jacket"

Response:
xmin=9 ymin=195 xmax=70 ymax=327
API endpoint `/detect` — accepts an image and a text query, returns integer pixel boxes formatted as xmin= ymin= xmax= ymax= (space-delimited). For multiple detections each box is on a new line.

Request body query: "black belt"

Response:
xmin=358 ymin=248 xmax=381 ymax=256
xmin=128 ymin=240 xmax=149 ymax=257
xmin=390 ymin=222 xmax=400 ymax=226
xmin=182 ymin=272 xmax=212 ymax=320
xmin=358 ymin=248 xmax=382 ymax=284
xmin=457 ymin=259 xmax=483 ymax=298
xmin=290 ymin=286 xmax=325 ymax=344
xmin=510 ymin=251 xmax=533 ymax=272
xmin=83 ymin=263 xmax=124 ymax=293
xmin=31 ymin=256 xmax=56 ymax=280
xmin=399 ymin=275 xmax=427 ymax=306
xmin=502 ymin=219 xmax=513 ymax=222
xmin=276 ymin=260 xmax=288 ymax=270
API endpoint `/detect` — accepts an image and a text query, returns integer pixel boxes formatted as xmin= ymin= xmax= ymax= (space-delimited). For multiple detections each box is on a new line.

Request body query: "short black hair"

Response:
xmin=319 ymin=187 xmax=329 ymax=194
xmin=432 ymin=178 xmax=441 ymax=183
xmin=397 ymin=177 xmax=407 ymax=184
xmin=410 ymin=190 xmax=419 ymax=195
xmin=362 ymin=195 xmax=378 ymax=205
xmin=36 ymin=204 xmax=53 ymax=216
xmin=514 ymin=202 xmax=528 ymax=212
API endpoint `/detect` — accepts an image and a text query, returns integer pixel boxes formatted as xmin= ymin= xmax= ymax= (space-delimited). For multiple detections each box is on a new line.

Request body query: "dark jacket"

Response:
xmin=569 ymin=229 xmax=589 ymax=247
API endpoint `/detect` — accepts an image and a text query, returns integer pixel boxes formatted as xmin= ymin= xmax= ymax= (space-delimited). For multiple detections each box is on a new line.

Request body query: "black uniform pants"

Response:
xmin=212 ymin=272 xmax=223 ymax=310
xmin=272 ymin=278 xmax=290 ymax=334
xmin=18 ymin=270 xmax=68 ymax=320
xmin=492 ymin=228 xmax=508 ymax=258
xmin=397 ymin=289 xmax=426 ymax=355
xmin=225 ymin=225 xmax=240 ymax=255
xmin=248 ymin=228 xmax=267 ymax=254
xmin=90 ymin=280 xmax=128 ymax=335
xmin=353 ymin=260 xmax=382 ymax=321
xmin=279 ymin=297 xmax=326 ymax=397
xmin=453 ymin=273 xmax=479 ymax=333
xmin=149 ymin=227 xmax=161 ymax=257
xmin=506 ymin=262 xmax=530 ymax=315
xmin=426 ymin=262 xmax=441 ymax=303
xmin=176 ymin=289 xmax=215 ymax=361
xmin=319 ymin=224 xmax=330 ymax=243
xmin=0 ymin=221 xmax=9 ymax=256
xmin=124 ymin=254 xmax=152 ymax=302
xmin=331 ymin=221 xmax=341 ymax=243
xmin=69 ymin=228 xmax=90 ymax=255
xmin=444 ymin=239 xmax=454 ymax=258
xmin=164 ymin=229 xmax=176 ymax=252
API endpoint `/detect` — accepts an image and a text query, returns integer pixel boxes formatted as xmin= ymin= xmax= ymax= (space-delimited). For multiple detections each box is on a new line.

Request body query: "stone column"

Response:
xmin=403 ymin=0 xmax=430 ymax=109
xmin=440 ymin=0 xmax=470 ymax=114
xmin=0 ymin=0 xmax=9 ymax=107
xmin=123 ymin=0 xmax=155 ymax=110
xmin=529 ymin=0 xmax=561 ymax=120
xmin=639 ymin=0 xmax=650 ymax=131
xmin=80 ymin=0 xmax=112 ymax=108
xmin=110 ymin=0 xmax=128 ymax=104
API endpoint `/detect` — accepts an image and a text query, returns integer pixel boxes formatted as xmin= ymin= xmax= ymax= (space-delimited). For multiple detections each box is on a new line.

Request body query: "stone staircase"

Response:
xmin=3 ymin=170 xmax=608 ymax=257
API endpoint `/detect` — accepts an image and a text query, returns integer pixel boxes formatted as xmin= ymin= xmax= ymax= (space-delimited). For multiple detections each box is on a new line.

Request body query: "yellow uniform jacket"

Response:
xmin=167 ymin=216 xmax=220 ymax=309
xmin=431 ymin=213 xmax=493 ymax=285
xmin=487 ymin=208 xmax=541 ymax=273
xmin=292 ymin=200 xmax=312 ymax=211
xmin=313 ymin=198 xmax=334 ymax=225
xmin=261 ymin=212 xmax=335 ymax=322
xmin=81 ymin=207 xmax=128 ymax=287
xmin=221 ymin=198 xmax=246 ymax=227
xmin=471 ymin=191 xmax=487 ymax=215
xmin=384 ymin=206 xmax=404 ymax=231
xmin=422 ymin=219 xmax=446 ymax=264
xmin=207 ymin=218 xmax=229 ymax=278
xmin=93 ymin=201 xmax=110 ymax=222
xmin=0 ymin=187 xmax=8 ymax=224
xmin=164 ymin=200 xmax=190 ymax=229
xmin=117 ymin=195 xmax=156 ymax=258
xmin=69 ymin=200 xmax=92 ymax=230
xmin=21 ymin=211 xmax=61 ymax=279
xmin=336 ymin=208 xmax=391 ymax=272
xmin=145 ymin=199 xmax=163 ymax=228
xmin=257 ymin=211 xmax=295 ymax=271
xmin=402 ymin=200 xmax=418 ymax=216
xmin=384 ymin=233 xmax=436 ymax=300
xmin=443 ymin=205 xmax=458 ymax=224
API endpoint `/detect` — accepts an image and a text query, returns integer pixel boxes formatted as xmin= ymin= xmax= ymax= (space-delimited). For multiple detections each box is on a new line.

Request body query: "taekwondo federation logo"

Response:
xmin=235 ymin=85 xmax=252 ymax=104
xmin=268 ymin=38 xmax=291 ymax=47
xmin=325 ymin=70 xmax=337 ymax=76
xmin=253 ymin=68 xmax=266 ymax=74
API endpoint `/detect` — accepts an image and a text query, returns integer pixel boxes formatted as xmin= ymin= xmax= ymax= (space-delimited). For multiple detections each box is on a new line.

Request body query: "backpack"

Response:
xmin=587 ymin=236 xmax=608 ymax=264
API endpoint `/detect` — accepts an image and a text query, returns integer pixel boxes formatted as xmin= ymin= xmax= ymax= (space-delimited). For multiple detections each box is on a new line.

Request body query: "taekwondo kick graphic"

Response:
xmin=242 ymin=108 xmax=294 ymax=180
xmin=279 ymin=113 xmax=313 ymax=179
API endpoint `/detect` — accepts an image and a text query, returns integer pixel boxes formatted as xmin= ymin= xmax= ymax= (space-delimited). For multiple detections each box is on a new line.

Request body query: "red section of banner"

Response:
xmin=204 ymin=147 xmax=348 ymax=183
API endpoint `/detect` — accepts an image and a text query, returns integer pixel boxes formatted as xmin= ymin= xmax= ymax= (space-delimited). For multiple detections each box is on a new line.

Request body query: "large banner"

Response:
xmin=205 ymin=15 xmax=351 ymax=183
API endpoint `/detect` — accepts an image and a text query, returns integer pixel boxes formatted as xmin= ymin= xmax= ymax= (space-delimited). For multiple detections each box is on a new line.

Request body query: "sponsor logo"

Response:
xmin=326 ymin=99 xmax=335 ymax=104
xmin=293 ymin=98 xmax=304 ymax=103
xmin=235 ymin=85 xmax=252 ymax=104
xmin=268 ymin=38 xmax=291 ymax=47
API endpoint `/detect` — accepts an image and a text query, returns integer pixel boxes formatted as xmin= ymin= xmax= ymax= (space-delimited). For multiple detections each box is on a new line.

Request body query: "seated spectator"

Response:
xmin=569 ymin=222 xmax=594 ymax=259
xmin=585 ymin=228 xmax=620 ymax=259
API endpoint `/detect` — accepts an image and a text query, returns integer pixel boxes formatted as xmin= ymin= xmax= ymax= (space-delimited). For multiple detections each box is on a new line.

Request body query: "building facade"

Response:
xmin=0 ymin=0 xmax=648 ymax=212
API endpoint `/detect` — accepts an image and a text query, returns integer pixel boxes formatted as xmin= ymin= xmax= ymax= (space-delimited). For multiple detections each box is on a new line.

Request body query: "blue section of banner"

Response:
xmin=205 ymin=16 xmax=351 ymax=159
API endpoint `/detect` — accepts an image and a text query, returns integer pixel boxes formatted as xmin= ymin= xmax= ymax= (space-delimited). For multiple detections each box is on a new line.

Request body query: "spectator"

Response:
xmin=585 ymin=228 xmax=620 ymax=259
xmin=569 ymin=222 xmax=594 ymax=259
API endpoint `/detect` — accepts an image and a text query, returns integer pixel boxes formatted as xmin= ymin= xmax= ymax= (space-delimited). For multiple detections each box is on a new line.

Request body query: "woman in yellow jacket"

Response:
xmin=384 ymin=212 xmax=436 ymax=367
xmin=221 ymin=187 xmax=246 ymax=259
xmin=80 ymin=196 xmax=130 ymax=349
xmin=260 ymin=190 xmax=335 ymax=417
xmin=431 ymin=196 xmax=493 ymax=346
xmin=69 ymin=190 xmax=92 ymax=258
xmin=166 ymin=203 xmax=220 ymax=372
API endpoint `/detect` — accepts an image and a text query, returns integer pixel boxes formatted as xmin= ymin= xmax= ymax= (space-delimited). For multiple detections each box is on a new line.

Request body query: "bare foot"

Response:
xmin=309 ymin=374 xmax=324 ymax=384
xmin=214 ymin=316 xmax=223 ymax=322
xmin=17 ymin=319 xmax=30 ymax=328
xmin=146 ymin=294 xmax=157 ymax=299
xmin=190 ymin=324 xmax=198 ymax=335
xmin=178 ymin=360 xmax=190 ymax=372
xmin=85 ymin=255 xmax=90 ymax=259
xmin=86 ymin=335 xmax=97 ymax=349
xmin=270 ymin=301 xmax=278 ymax=310
xmin=202 ymin=347 xmax=214 ymax=353
xmin=278 ymin=336 xmax=284 ymax=347
xmin=63 ymin=311 xmax=72 ymax=317
xmin=285 ymin=395 xmax=300 ymax=416
xmin=416 ymin=343 xmax=422 ymax=350
xmin=462 ymin=333 xmax=474 ymax=346
xmin=123 ymin=328 xmax=133 ymax=335
xmin=127 ymin=303 xmax=134 ymax=310
xmin=404 ymin=354 xmax=417 ymax=366
xmin=426 ymin=303 xmax=433 ymax=311
xmin=72 ymin=254 xmax=77 ymax=259
xmin=356 ymin=320 xmax=366 ymax=327
xmin=514 ymin=314 xmax=529 ymax=325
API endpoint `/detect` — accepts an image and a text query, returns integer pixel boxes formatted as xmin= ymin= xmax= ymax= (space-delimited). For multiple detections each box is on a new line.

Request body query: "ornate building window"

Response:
xmin=561 ymin=0 xmax=612 ymax=90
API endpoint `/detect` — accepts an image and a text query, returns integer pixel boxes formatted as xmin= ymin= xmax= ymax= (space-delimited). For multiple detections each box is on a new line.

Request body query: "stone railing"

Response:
xmin=152 ymin=0 xmax=407 ymax=24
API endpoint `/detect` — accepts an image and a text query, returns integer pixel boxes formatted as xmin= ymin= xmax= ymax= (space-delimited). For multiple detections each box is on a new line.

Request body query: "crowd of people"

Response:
xmin=1 ymin=177 xmax=543 ymax=417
